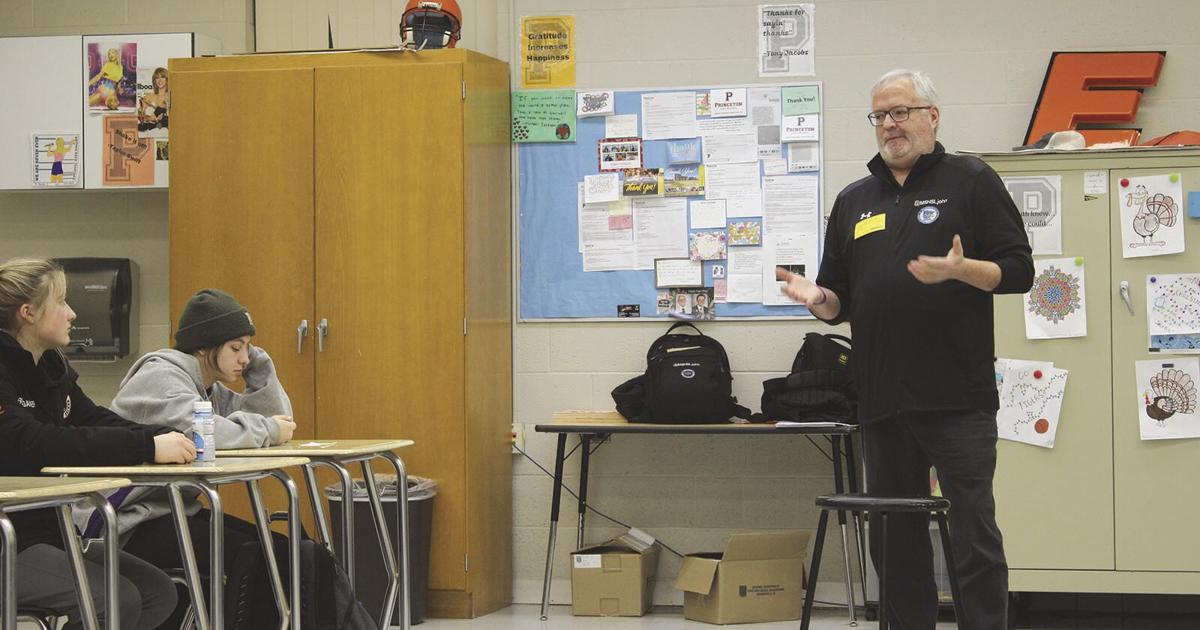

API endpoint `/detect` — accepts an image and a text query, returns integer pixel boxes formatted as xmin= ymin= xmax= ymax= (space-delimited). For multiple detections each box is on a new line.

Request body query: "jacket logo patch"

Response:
xmin=860 ymin=211 xmax=874 ymax=220
xmin=917 ymin=206 xmax=941 ymax=224
xmin=63 ymin=395 xmax=72 ymax=419
xmin=17 ymin=397 xmax=35 ymax=408
xmin=854 ymin=213 xmax=886 ymax=239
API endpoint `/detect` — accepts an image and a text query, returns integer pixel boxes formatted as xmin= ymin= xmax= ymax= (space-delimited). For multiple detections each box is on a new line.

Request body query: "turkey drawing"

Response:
xmin=1145 ymin=368 xmax=1197 ymax=424
xmin=1130 ymin=191 xmax=1179 ymax=247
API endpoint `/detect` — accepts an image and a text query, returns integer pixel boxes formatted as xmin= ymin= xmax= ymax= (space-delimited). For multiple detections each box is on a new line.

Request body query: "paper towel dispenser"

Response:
xmin=58 ymin=258 xmax=136 ymax=359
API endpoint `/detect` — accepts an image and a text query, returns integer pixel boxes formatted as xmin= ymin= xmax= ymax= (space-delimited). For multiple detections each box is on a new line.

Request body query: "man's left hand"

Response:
xmin=907 ymin=234 xmax=965 ymax=284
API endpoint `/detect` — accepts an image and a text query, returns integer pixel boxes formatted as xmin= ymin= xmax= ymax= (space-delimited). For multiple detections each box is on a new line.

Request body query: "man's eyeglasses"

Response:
xmin=867 ymin=105 xmax=933 ymax=127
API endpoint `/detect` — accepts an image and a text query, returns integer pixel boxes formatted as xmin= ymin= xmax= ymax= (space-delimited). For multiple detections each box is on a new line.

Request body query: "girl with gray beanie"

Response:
xmin=77 ymin=288 xmax=296 ymax=628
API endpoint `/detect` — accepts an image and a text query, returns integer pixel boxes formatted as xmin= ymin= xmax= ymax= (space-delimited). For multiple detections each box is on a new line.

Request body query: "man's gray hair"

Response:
xmin=872 ymin=69 xmax=939 ymax=106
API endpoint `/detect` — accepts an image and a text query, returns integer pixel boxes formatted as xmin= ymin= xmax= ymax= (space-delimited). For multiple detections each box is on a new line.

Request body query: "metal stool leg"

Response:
xmin=799 ymin=509 xmax=829 ymax=630
xmin=935 ymin=511 xmax=966 ymax=629
xmin=878 ymin=512 xmax=888 ymax=630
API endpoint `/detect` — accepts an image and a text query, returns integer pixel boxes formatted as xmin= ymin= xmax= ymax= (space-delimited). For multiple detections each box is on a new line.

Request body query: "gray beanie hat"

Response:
xmin=174 ymin=289 xmax=256 ymax=353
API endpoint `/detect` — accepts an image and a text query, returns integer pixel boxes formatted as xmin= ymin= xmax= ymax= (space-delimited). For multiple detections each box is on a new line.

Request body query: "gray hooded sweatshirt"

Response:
xmin=73 ymin=346 xmax=291 ymax=538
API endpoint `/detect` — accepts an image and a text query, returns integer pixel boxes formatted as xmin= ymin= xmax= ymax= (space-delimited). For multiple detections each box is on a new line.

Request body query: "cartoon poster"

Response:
xmin=1002 ymin=175 xmax=1062 ymax=255
xmin=1024 ymin=257 xmax=1087 ymax=339
xmin=86 ymin=42 xmax=137 ymax=112
xmin=511 ymin=89 xmax=576 ymax=143
xmin=997 ymin=361 xmax=1068 ymax=448
xmin=135 ymin=66 xmax=170 ymax=138
xmin=31 ymin=134 xmax=80 ymax=187
xmin=1119 ymin=173 xmax=1185 ymax=258
xmin=101 ymin=115 xmax=154 ymax=186
xmin=1135 ymin=358 xmax=1200 ymax=440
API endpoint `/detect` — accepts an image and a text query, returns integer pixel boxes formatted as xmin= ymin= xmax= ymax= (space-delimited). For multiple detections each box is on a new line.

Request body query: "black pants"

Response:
xmin=863 ymin=409 xmax=1008 ymax=630
xmin=122 ymin=509 xmax=285 ymax=630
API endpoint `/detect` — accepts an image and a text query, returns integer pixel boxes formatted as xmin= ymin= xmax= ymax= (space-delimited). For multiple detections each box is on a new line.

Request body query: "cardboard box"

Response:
xmin=674 ymin=531 xmax=810 ymax=625
xmin=571 ymin=540 xmax=659 ymax=616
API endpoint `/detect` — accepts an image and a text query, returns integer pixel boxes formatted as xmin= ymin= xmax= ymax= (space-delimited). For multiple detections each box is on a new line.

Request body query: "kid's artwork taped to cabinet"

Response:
xmin=1120 ymin=173 xmax=1185 ymax=258
xmin=31 ymin=134 xmax=79 ymax=187
xmin=1147 ymin=273 xmax=1200 ymax=353
xmin=1025 ymin=257 xmax=1087 ymax=339
xmin=996 ymin=358 xmax=1068 ymax=448
xmin=1135 ymin=358 xmax=1200 ymax=440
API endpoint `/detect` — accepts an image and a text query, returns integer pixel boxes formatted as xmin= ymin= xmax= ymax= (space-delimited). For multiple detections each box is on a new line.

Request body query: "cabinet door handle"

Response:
xmin=297 ymin=319 xmax=309 ymax=354
xmin=317 ymin=318 xmax=329 ymax=352
xmin=1119 ymin=280 xmax=1135 ymax=315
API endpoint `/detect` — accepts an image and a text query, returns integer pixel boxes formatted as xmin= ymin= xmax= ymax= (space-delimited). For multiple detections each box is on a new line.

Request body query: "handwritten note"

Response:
xmin=512 ymin=90 xmax=577 ymax=143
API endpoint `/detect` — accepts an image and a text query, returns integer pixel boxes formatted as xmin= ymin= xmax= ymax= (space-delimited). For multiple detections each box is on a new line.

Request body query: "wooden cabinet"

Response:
xmin=168 ymin=50 xmax=512 ymax=617
xmin=983 ymin=148 xmax=1200 ymax=594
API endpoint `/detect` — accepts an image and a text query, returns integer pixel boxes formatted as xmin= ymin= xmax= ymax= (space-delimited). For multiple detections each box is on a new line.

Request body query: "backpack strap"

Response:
xmin=665 ymin=321 xmax=704 ymax=336
xmin=826 ymin=333 xmax=852 ymax=349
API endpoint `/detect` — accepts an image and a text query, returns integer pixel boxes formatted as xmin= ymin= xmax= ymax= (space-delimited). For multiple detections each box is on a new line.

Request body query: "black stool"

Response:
xmin=800 ymin=493 xmax=965 ymax=630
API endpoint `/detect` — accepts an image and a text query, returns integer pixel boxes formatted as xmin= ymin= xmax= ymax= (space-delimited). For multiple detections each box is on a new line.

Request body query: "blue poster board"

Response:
xmin=518 ymin=84 xmax=823 ymax=320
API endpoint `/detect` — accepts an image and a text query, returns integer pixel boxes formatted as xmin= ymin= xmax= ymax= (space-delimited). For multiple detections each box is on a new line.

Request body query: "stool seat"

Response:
xmin=815 ymin=493 xmax=950 ymax=513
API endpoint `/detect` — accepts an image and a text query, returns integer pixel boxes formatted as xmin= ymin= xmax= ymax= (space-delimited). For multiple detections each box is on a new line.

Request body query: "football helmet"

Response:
xmin=400 ymin=0 xmax=463 ymax=49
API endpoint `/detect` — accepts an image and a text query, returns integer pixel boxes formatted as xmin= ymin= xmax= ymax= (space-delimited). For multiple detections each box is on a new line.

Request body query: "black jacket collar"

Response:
xmin=867 ymin=141 xmax=947 ymax=190
xmin=0 ymin=329 xmax=68 ymax=388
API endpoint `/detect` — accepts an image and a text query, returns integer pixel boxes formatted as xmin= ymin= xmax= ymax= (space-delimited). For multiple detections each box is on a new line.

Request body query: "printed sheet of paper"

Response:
xmin=654 ymin=258 xmax=703 ymax=288
xmin=761 ymin=233 xmax=809 ymax=306
xmin=698 ymin=116 xmax=753 ymax=136
xmin=641 ymin=91 xmax=700 ymax=141
xmin=608 ymin=197 xmax=632 ymax=229
xmin=577 ymin=184 xmax=635 ymax=271
xmin=577 ymin=90 xmax=614 ymax=117
xmin=584 ymin=173 xmax=620 ymax=203
xmin=761 ymin=175 xmax=820 ymax=252
xmin=749 ymin=87 xmax=783 ymax=158
xmin=633 ymin=197 xmax=688 ymax=269
xmin=763 ymin=158 xmax=787 ymax=176
xmin=1147 ymin=274 xmax=1200 ymax=336
xmin=1025 ymin=258 xmax=1087 ymax=339
xmin=758 ymin=4 xmax=815 ymax=77
xmin=1120 ymin=173 xmax=1185 ymax=258
xmin=520 ymin=16 xmax=575 ymax=88
xmin=101 ymin=115 xmax=154 ymax=186
xmin=709 ymin=88 xmax=748 ymax=118
xmin=689 ymin=199 xmax=726 ymax=229
xmin=605 ymin=114 xmax=638 ymax=138
xmin=1002 ymin=175 xmax=1063 ymax=255
xmin=997 ymin=361 xmax=1068 ymax=448
xmin=780 ymin=85 xmax=820 ymax=142
xmin=702 ymin=132 xmax=758 ymax=165
xmin=787 ymin=142 xmax=819 ymax=172
xmin=706 ymin=162 xmax=762 ymax=217
xmin=667 ymin=138 xmax=702 ymax=164
xmin=598 ymin=137 xmax=642 ymax=171
xmin=511 ymin=90 xmax=576 ymax=142
xmin=663 ymin=164 xmax=704 ymax=197
xmin=727 ymin=246 xmax=764 ymax=302
xmin=1136 ymin=358 xmax=1200 ymax=440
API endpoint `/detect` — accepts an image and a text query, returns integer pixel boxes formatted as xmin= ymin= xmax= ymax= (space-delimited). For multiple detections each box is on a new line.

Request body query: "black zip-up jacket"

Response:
xmin=0 ymin=330 xmax=171 ymax=550
xmin=816 ymin=143 xmax=1034 ymax=423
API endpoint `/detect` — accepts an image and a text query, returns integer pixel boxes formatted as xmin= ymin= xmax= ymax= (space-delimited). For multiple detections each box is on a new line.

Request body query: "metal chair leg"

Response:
xmin=936 ymin=511 xmax=967 ymax=630
xmin=799 ymin=509 xmax=829 ymax=630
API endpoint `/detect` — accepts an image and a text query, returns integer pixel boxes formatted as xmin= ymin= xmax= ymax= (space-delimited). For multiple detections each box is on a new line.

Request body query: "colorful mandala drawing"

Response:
xmin=1027 ymin=266 xmax=1081 ymax=324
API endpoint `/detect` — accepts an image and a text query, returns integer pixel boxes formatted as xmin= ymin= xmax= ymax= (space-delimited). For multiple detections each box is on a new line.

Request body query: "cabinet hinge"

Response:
xmin=464 ymin=553 xmax=469 ymax=572
xmin=463 ymin=318 xmax=468 ymax=336
xmin=462 ymin=81 xmax=467 ymax=100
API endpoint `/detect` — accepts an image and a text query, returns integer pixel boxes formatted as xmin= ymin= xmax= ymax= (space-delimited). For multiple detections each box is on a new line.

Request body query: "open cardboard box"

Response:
xmin=571 ymin=538 xmax=660 ymax=616
xmin=674 ymin=531 xmax=810 ymax=624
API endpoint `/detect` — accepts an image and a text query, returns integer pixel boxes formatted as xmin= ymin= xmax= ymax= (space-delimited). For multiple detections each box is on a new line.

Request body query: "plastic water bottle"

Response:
xmin=192 ymin=401 xmax=215 ymax=462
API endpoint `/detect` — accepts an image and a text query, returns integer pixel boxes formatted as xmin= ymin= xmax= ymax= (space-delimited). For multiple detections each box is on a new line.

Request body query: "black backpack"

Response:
xmin=227 ymin=539 xmax=379 ymax=630
xmin=760 ymin=333 xmax=857 ymax=424
xmin=612 ymin=322 xmax=751 ymax=424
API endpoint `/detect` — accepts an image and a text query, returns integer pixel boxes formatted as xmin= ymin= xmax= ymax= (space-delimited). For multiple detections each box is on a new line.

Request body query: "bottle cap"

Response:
xmin=193 ymin=401 xmax=213 ymax=412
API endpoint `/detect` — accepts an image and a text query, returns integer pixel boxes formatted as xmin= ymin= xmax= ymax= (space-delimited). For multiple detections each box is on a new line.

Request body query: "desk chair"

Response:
xmin=800 ymin=494 xmax=966 ymax=630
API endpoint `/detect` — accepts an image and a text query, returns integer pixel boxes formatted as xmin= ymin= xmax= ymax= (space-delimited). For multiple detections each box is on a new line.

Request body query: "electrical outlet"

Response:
xmin=511 ymin=423 xmax=525 ymax=453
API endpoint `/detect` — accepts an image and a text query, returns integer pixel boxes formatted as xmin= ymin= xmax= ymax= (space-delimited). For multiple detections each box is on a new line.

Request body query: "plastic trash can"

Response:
xmin=326 ymin=474 xmax=436 ymax=625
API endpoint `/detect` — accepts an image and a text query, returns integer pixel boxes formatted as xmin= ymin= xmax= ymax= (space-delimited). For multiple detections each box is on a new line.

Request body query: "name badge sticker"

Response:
xmin=854 ymin=213 xmax=886 ymax=239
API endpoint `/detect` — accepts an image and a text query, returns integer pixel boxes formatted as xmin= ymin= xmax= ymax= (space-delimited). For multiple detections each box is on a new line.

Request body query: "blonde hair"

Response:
xmin=0 ymin=258 xmax=66 ymax=333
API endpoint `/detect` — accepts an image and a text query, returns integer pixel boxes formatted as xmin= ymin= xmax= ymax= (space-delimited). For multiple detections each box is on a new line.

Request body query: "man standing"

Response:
xmin=778 ymin=69 xmax=1033 ymax=630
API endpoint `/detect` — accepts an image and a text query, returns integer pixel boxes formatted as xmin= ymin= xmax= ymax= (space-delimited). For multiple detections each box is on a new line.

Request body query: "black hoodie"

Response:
xmin=0 ymin=330 xmax=171 ymax=550
xmin=816 ymin=143 xmax=1035 ymax=423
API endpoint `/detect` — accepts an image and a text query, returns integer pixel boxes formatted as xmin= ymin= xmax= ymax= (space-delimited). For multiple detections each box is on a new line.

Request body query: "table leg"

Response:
xmin=246 ymin=480 xmax=289 ymax=629
xmin=269 ymin=471 xmax=302 ymax=630
xmin=376 ymin=452 xmax=411 ymax=630
xmin=0 ymin=513 xmax=17 ymax=630
xmin=845 ymin=434 xmax=868 ymax=595
xmin=167 ymin=484 xmax=210 ymax=630
xmin=191 ymin=482 xmax=225 ymax=630
xmin=301 ymin=464 xmax=334 ymax=556
xmin=360 ymin=461 xmax=397 ymax=630
xmin=89 ymin=493 xmax=121 ymax=630
xmin=576 ymin=434 xmax=592 ymax=550
xmin=318 ymin=461 xmax=355 ymax=590
xmin=831 ymin=436 xmax=859 ymax=625
xmin=57 ymin=505 xmax=99 ymax=630
xmin=539 ymin=433 xmax=568 ymax=621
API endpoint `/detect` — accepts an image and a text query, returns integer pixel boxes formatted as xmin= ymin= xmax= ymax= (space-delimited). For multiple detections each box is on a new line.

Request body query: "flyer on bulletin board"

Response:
xmin=512 ymin=90 xmax=577 ymax=143
xmin=521 ymin=16 xmax=575 ymax=88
